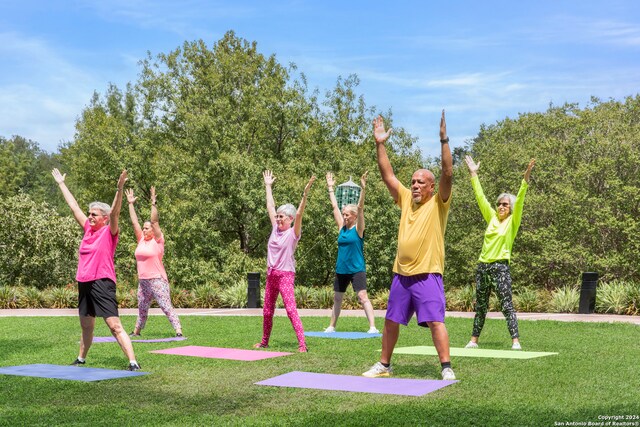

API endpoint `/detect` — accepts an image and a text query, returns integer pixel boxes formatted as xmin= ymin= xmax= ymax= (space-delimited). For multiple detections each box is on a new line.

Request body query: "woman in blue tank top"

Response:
xmin=324 ymin=171 xmax=378 ymax=334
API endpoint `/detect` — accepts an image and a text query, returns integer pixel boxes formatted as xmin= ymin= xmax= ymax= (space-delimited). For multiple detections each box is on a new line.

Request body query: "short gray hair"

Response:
xmin=277 ymin=204 xmax=296 ymax=219
xmin=342 ymin=204 xmax=358 ymax=216
xmin=496 ymin=193 xmax=516 ymax=214
xmin=89 ymin=201 xmax=111 ymax=216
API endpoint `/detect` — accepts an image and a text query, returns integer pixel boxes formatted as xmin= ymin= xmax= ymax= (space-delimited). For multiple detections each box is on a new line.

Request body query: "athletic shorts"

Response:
xmin=333 ymin=271 xmax=367 ymax=293
xmin=78 ymin=278 xmax=119 ymax=318
xmin=385 ymin=273 xmax=445 ymax=327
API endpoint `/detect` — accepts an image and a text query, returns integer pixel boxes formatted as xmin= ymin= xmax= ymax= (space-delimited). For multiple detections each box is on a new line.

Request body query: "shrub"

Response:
xmin=116 ymin=285 xmax=137 ymax=309
xmin=219 ymin=281 xmax=248 ymax=308
xmin=596 ymin=280 xmax=631 ymax=315
xmin=513 ymin=287 xmax=541 ymax=312
xmin=45 ymin=286 xmax=77 ymax=309
xmin=311 ymin=287 xmax=334 ymax=309
xmin=549 ymin=286 xmax=579 ymax=313
xmin=170 ymin=286 xmax=194 ymax=308
xmin=18 ymin=287 xmax=45 ymax=308
xmin=0 ymin=286 xmax=20 ymax=309
xmin=446 ymin=286 xmax=475 ymax=312
xmin=371 ymin=289 xmax=390 ymax=310
xmin=193 ymin=283 xmax=221 ymax=308
xmin=294 ymin=286 xmax=314 ymax=309
xmin=341 ymin=289 xmax=361 ymax=310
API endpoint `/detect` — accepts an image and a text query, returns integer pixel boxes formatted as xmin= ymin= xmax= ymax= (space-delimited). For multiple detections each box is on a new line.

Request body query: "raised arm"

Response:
xmin=466 ymin=155 xmax=493 ymax=223
xmin=356 ymin=171 xmax=367 ymax=238
xmin=373 ymin=116 xmax=400 ymax=202
xmin=51 ymin=168 xmax=86 ymax=227
xmin=149 ymin=186 xmax=163 ymax=240
xmin=438 ymin=110 xmax=453 ymax=203
xmin=264 ymin=170 xmax=277 ymax=227
xmin=326 ymin=172 xmax=343 ymax=229
xmin=294 ymin=175 xmax=316 ymax=238
xmin=524 ymin=158 xmax=536 ymax=183
xmin=125 ymin=188 xmax=143 ymax=242
xmin=464 ymin=155 xmax=480 ymax=178
xmin=109 ymin=170 xmax=127 ymax=236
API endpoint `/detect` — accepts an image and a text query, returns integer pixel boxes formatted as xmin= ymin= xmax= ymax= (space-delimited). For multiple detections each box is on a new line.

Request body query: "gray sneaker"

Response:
xmin=362 ymin=362 xmax=392 ymax=378
xmin=441 ymin=367 xmax=456 ymax=380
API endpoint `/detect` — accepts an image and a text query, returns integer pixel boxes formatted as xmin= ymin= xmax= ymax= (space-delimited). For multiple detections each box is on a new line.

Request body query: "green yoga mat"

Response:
xmin=391 ymin=346 xmax=558 ymax=359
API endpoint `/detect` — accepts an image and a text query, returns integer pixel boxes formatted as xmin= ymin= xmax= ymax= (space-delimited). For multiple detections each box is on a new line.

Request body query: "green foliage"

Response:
xmin=170 ymin=286 xmax=194 ymax=308
xmin=445 ymin=285 xmax=475 ymax=311
xmin=44 ymin=286 xmax=77 ymax=309
xmin=371 ymin=288 xmax=390 ymax=310
xmin=513 ymin=287 xmax=544 ymax=312
xmin=218 ymin=280 xmax=248 ymax=308
xmin=0 ymin=286 xmax=20 ymax=308
xmin=0 ymin=194 xmax=78 ymax=288
xmin=294 ymin=286 xmax=314 ymax=309
xmin=595 ymin=280 xmax=635 ymax=315
xmin=549 ymin=286 xmax=579 ymax=313
xmin=192 ymin=283 xmax=221 ymax=308
xmin=17 ymin=287 xmax=45 ymax=309
xmin=311 ymin=287 xmax=335 ymax=309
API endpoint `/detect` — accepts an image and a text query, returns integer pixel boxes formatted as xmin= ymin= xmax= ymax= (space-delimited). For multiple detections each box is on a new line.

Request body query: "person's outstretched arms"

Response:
xmin=149 ymin=186 xmax=163 ymax=240
xmin=125 ymin=188 xmax=143 ymax=241
xmin=524 ymin=158 xmax=536 ymax=183
xmin=326 ymin=172 xmax=343 ymax=229
xmin=264 ymin=170 xmax=277 ymax=227
xmin=294 ymin=175 xmax=316 ymax=238
xmin=439 ymin=110 xmax=453 ymax=203
xmin=356 ymin=171 xmax=368 ymax=238
xmin=109 ymin=170 xmax=127 ymax=236
xmin=51 ymin=168 xmax=86 ymax=227
xmin=373 ymin=116 xmax=400 ymax=202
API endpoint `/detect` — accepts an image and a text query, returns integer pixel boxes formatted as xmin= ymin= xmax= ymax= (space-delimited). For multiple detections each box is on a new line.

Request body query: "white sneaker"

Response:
xmin=441 ymin=367 xmax=456 ymax=380
xmin=512 ymin=342 xmax=522 ymax=350
xmin=362 ymin=362 xmax=392 ymax=378
xmin=367 ymin=327 xmax=380 ymax=334
xmin=324 ymin=326 xmax=336 ymax=333
xmin=465 ymin=341 xmax=479 ymax=349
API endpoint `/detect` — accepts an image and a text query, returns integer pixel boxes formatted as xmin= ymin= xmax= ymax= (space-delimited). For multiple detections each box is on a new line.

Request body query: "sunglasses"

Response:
xmin=496 ymin=202 xmax=510 ymax=207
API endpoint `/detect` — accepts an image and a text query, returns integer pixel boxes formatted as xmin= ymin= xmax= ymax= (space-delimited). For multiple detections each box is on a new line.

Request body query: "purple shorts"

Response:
xmin=385 ymin=273 xmax=445 ymax=327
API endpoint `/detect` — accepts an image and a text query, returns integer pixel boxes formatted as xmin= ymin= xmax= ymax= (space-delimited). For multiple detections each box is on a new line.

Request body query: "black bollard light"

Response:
xmin=247 ymin=272 xmax=261 ymax=308
xmin=579 ymin=272 xmax=598 ymax=314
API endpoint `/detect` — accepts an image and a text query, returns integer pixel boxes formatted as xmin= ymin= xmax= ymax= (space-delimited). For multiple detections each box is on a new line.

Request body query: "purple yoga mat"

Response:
xmin=0 ymin=364 xmax=148 ymax=382
xmin=255 ymin=371 xmax=457 ymax=396
xmin=150 ymin=345 xmax=292 ymax=361
xmin=92 ymin=336 xmax=186 ymax=343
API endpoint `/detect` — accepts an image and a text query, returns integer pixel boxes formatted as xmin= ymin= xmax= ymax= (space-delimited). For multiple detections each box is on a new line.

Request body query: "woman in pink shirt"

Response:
xmin=125 ymin=186 xmax=182 ymax=337
xmin=51 ymin=168 xmax=140 ymax=371
xmin=254 ymin=170 xmax=315 ymax=352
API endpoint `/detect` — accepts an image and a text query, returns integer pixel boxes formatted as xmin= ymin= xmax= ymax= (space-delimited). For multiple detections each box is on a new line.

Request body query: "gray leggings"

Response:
xmin=472 ymin=261 xmax=519 ymax=339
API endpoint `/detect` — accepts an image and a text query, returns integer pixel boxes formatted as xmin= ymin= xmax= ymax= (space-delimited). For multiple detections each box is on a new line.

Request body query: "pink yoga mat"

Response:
xmin=150 ymin=345 xmax=292 ymax=361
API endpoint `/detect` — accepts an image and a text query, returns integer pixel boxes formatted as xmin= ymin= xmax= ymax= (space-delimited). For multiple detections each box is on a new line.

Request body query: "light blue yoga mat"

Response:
xmin=392 ymin=346 xmax=558 ymax=359
xmin=305 ymin=331 xmax=382 ymax=339
xmin=0 ymin=364 xmax=149 ymax=381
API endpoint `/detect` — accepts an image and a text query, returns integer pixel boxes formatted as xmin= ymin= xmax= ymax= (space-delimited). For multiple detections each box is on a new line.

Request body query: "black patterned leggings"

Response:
xmin=472 ymin=261 xmax=519 ymax=339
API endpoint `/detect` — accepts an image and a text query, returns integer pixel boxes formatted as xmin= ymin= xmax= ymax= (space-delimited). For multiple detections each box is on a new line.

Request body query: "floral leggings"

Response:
xmin=258 ymin=269 xmax=306 ymax=349
xmin=472 ymin=261 xmax=519 ymax=339
xmin=135 ymin=277 xmax=182 ymax=332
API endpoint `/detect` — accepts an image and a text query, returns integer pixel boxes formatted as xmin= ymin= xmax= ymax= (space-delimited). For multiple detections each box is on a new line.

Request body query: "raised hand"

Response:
xmin=464 ymin=155 xmax=480 ymax=175
xmin=150 ymin=186 xmax=157 ymax=205
xmin=263 ymin=170 xmax=275 ymax=186
xmin=117 ymin=170 xmax=128 ymax=190
xmin=524 ymin=158 xmax=536 ymax=182
xmin=125 ymin=188 xmax=137 ymax=204
xmin=360 ymin=171 xmax=368 ymax=189
xmin=51 ymin=168 xmax=66 ymax=184
xmin=304 ymin=175 xmax=316 ymax=195
xmin=440 ymin=109 xmax=448 ymax=141
xmin=326 ymin=172 xmax=335 ymax=188
xmin=373 ymin=116 xmax=392 ymax=144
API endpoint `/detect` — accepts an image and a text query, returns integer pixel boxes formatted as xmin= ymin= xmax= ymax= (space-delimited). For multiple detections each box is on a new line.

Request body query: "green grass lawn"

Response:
xmin=0 ymin=315 xmax=638 ymax=426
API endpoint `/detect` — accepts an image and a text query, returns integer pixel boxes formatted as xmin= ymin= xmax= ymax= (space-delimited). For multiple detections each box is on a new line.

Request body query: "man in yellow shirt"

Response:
xmin=363 ymin=111 xmax=455 ymax=381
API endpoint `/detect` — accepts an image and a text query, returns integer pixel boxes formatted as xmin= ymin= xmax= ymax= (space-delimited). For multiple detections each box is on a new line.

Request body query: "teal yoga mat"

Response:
xmin=391 ymin=346 xmax=558 ymax=359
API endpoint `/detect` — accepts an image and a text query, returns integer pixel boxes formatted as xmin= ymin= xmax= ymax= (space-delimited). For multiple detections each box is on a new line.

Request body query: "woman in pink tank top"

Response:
xmin=254 ymin=170 xmax=316 ymax=352
xmin=125 ymin=186 xmax=182 ymax=337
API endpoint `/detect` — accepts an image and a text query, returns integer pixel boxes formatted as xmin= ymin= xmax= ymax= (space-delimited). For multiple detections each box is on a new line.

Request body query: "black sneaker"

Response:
xmin=129 ymin=332 xmax=141 ymax=338
xmin=126 ymin=362 xmax=141 ymax=371
xmin=176 ymin=333 xmax=183 ymax=337
xmin=71 ymin=358 xmax=85 ymax=366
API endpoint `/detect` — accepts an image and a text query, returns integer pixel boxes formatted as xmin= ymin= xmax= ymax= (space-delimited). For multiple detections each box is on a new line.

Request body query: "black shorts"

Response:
xmin=333 ymin=271 xmax=367 ymax=293
xmin=78 ymin=278 xmax=119 ymax=318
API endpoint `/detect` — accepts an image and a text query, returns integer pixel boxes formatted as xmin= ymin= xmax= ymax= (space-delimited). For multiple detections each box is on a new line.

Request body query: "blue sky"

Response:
xmin=1 ymin=1 xmax=639 ymax=157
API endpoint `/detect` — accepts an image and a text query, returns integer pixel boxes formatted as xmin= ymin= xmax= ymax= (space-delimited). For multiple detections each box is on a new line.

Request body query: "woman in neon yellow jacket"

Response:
xmin=464 ymin=156 xmax=535 ymax=350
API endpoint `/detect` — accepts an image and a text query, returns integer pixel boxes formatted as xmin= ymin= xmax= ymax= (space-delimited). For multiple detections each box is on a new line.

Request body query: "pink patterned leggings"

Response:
xmin=135 ymin=277 xmax=182 ymax=332
xmin=259 ymin=269 xmax=306 ymax=349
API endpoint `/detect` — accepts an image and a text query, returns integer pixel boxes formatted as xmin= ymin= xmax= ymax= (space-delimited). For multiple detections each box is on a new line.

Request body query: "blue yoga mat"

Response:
xmin=305 ymin=331 xmax=382 ymax=339
xmin=0 ymin=364 xmax=149 ymax=382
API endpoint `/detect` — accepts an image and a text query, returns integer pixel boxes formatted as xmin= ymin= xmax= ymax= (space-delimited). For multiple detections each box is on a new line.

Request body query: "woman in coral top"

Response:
xmin=125 ymin=186 xmax=182 ymax=337
xmin=464 ymin=156 xmax=535 ymax=350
